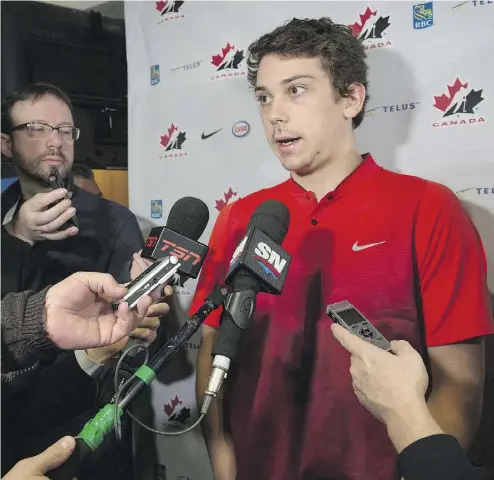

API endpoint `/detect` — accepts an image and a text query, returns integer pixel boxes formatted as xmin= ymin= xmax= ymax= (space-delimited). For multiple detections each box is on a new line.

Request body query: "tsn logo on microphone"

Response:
xmin=142 ymin=227 xmax=209 ymax=279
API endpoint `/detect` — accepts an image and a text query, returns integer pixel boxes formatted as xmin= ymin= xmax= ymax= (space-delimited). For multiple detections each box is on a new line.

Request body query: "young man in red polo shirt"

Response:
xmin=191 ymin=17 xmax=494 ymax=480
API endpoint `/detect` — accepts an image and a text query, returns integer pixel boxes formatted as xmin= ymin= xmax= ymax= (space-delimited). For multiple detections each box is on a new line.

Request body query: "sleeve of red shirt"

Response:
xmin=188 ymin=202 xmax=237 ymax=329
xmin=415 ymin=181 xmax=494 ymax=347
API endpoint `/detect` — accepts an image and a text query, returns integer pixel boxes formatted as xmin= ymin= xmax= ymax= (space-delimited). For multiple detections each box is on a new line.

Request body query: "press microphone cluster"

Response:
xmin=48 ymin=197 xmax=293 ymax=480
xmin=201 ymin=200 xmax=292 ymax=415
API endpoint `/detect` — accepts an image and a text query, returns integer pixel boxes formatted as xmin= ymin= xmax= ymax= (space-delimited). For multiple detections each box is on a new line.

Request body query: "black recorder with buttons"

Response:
xmin=326 ymin=300 xmax=392 ymax=352
xmin=49 ymin=170 xmax=79 ymax=230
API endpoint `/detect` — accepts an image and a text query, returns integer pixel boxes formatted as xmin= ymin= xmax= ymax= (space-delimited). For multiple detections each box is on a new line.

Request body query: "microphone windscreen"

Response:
xmin=247 ymin=199 xmax=290 ymax=244
xmin=166 ymin=197 xmax=210 ymax=241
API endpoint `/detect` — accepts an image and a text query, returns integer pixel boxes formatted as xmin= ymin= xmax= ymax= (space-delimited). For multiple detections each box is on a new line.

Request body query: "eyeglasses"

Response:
xmin=10 ymin=122 xmax=80 ymax=141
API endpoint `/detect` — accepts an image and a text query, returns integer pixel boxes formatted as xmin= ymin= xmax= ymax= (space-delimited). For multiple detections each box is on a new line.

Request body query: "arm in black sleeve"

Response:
xmin=1 ymin=352 xmax=100 ymax=474
xmin=398 ymin=434 xmax=493 ymax=480
xmin=2 ymin=352 xmax=98 ymax=438
xmin=1 ymin=287 xmax=59 ymax=370
xmin=107 ymin=213 xmax=144 ymax=283
xmin=1 ymin=225 xmax=31 ymax=298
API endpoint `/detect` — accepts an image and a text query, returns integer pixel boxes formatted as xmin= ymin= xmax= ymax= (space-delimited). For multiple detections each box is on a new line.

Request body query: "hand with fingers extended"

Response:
xmin=4 ymin=188 xmax=78 ymax=246
xmin=44 ymin=271 xmax=163 ymax=351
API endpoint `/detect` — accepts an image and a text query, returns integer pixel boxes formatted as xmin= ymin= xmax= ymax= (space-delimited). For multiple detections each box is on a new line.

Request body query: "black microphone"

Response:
xmin=201 ymin=200 xmax=291 ymax=414
xmin=141 ymin=196 xmax=210 ymax=279
xmin=127 ymin=196 xmax=210 ymax=354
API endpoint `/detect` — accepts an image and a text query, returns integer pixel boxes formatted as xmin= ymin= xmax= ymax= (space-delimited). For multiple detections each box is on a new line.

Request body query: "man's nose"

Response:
xmin=46 ymin=128 xmax=63 ymax=148
xmin=268 ymin=97 xmax=289 ymax=125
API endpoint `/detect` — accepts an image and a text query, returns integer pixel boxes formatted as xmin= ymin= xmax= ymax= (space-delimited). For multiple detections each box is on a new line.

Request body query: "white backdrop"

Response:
xmin=125 ymin=2 xmax=494 ymax=479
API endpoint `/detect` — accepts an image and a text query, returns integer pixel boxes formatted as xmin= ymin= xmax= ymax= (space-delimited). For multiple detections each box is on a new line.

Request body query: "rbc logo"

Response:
xmin=253 ymin=242 xmax=287 ymax=278
xmin=151 ymin=64 xmax=160 ymax=85
xmin=413 ymin=2 xmax=433 ymax=29
xmin=151 ymin=199 xmax=163 ymax=219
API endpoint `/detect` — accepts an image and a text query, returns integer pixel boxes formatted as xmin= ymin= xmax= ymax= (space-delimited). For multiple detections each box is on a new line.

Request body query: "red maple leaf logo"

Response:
xmin=164 ymin=395 xmax=182 ymax=417
xmin=211 ymin=42 xmax=235 ymax=68
xmin=215 ymin=187 xmax=238 ymax=211
xmin=160 ymin=123 xmax=178 ymax=147
xmin=433 ymin=78 xmax=468 ymax=112
xmin=156 ymin=1 xmax=166 ymax=12
xmin=349 ymin=7 xmax=377 ymax=36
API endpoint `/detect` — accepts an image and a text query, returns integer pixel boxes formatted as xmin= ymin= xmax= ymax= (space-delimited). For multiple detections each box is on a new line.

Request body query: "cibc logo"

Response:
xmin=232 ymin=121 xmax=250 ymax=137
xmin=253 ymin=242 xmax=287 ymax=279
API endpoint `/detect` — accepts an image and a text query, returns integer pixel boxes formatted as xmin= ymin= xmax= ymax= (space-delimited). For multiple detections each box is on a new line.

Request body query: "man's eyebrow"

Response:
xmin=254 ymin=74 xmax=316 ymax=93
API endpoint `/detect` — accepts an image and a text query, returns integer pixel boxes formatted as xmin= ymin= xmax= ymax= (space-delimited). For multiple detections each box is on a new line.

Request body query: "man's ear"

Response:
xmin=343 ymin=82 xmax=366 ymax=122
xmin=1 ymin=133 xmax=13 ymax=158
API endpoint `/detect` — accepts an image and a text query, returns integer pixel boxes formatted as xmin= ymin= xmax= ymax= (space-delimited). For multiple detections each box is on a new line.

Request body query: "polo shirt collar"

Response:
xmin=285 ymin=153 xmax=381 ymax=200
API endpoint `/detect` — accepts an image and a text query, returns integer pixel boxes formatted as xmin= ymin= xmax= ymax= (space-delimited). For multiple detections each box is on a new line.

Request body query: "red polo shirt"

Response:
xmin=190 ymin=155 xmax=493 ymax=480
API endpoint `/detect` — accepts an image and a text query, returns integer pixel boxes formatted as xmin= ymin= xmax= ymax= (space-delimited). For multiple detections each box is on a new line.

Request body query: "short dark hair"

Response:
xmin=71 ymin=163 xmax=94 ymax=180
xmin=1 ymin=82 xmax=74 ymax=134
xmin=247 ymin=17 xmax=369 ymax=129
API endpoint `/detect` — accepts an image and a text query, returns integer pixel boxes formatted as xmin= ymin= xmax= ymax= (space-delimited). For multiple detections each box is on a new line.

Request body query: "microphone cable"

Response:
xmin=112 ymin=342 xmax=205 ymax=439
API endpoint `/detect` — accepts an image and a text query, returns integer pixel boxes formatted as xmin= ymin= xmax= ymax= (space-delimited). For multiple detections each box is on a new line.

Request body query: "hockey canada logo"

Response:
xmin=215 ymin=187 xmax=240 ymax=211
xmin=349 ymin=6 xmax=392 ymax=50
xmin=210 ymin=42 xmax=246 ymax=81
xmin=432 ymin=78 xmax=486 ymax=128
xmin=155 ymin=0 xmax=185 ymax=24
xmin=163 ymin=395 xmax=191 ymax=426
xmin=159 ymin=123 xmax=188 ymax=159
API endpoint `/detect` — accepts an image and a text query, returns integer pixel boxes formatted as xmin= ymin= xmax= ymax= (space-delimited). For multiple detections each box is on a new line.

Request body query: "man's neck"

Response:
xmin=18 ymin=174 xmax=51 ymax=200
xmin=291 ymin=149 xmax=363 ymax=201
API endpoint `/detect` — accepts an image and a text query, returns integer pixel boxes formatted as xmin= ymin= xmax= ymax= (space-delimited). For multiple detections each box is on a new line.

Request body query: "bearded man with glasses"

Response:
xmin=1 ymin=83 xmax=165 ymax=480
xmin=1 ymin=82 xmax=146 ymax=295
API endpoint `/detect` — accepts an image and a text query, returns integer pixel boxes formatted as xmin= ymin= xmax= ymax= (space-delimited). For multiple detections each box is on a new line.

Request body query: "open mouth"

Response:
xmin=277 ymin=137 xmax=301 ymax=146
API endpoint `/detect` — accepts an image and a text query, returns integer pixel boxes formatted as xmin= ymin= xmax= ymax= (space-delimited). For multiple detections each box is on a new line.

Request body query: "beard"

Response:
xmin=11 ymin=147 xmax=72 ymax=185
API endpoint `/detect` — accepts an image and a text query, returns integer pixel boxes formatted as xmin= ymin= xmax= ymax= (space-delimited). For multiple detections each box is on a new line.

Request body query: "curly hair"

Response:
xmin=247 ymin=17 xmax=369 ymax=129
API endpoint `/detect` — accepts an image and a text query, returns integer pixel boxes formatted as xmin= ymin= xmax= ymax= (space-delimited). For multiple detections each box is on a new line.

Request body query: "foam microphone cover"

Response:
xmin=166 ymin=196 xmax=210 ymax=240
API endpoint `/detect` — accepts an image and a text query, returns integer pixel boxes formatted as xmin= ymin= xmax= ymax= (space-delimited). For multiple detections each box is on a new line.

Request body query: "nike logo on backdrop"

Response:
xmin=201 ymin=129 xmax=222 ymax=140
xmin=352 ymin=241 xmax=386 ymax=251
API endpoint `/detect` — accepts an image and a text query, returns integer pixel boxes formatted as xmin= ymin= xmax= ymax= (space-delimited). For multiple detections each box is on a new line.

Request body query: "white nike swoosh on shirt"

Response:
xmin=352 ymin=241 xmax=386 ymax=251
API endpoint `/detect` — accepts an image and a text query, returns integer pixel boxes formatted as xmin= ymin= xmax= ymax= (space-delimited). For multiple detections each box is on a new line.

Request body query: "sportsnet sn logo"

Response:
xmin=159 ymin=123 xmax=188 ymax=159
xmin=210 ymin=42 xmax=246 ymax=81
xmin=432 ymin=78 xmax=486 ymax=128
xmin=253 ymin=243 xmax=287 ymax=279
xmin=229 ymin=238 xmax=287 ymax=279
xmin=155 ymin=1 xmax=185 ymax=24
xmin=349 ymin=6 xmax=392 ymax=50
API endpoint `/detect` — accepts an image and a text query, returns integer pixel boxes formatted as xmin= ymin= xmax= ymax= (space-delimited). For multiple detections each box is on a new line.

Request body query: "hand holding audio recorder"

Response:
xmin=326 ymin=301 xmax=392 ymax=352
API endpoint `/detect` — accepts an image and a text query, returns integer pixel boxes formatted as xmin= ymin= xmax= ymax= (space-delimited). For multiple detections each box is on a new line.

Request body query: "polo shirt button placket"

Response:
xmin=311 ymin=219 xmax=318 ymax=226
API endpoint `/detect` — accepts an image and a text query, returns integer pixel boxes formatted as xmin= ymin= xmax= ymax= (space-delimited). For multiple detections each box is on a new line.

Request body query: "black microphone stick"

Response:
xmin=201 ymin=200 xmax=292 ymax=415
xmin=48 ymin=284 xmax=229 ymax=480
